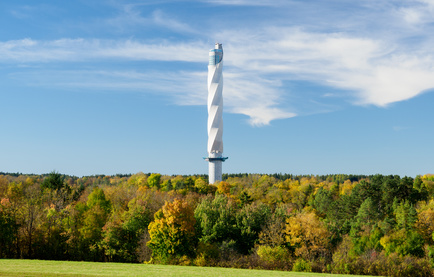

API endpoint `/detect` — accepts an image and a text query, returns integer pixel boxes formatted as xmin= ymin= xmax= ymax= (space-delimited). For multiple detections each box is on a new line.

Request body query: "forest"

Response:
xmin=1 ymin=171 xmax=434 ymax=276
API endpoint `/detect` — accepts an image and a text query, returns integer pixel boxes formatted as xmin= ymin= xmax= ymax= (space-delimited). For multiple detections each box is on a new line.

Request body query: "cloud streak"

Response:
xmin=0 ymin=38 xmax=208 ymax=63
xmin=222 ymin=27 xmax=434 ymax=108
xmin=3 ymin=29 xmax=434 ymax=125
xmin=106 ymin=4 xmax=197 ymax=34
xmin=1 ymin=37 xmax=295 ymax=126
xmin=2 ymin=0 xmax=434 ymax=125
xmin=8 ymin=67 xmax=293 ymax=126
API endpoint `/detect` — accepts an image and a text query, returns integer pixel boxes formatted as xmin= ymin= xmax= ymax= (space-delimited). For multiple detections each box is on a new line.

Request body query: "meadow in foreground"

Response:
xmin=0 ymin=259 xmax=373 ymax=277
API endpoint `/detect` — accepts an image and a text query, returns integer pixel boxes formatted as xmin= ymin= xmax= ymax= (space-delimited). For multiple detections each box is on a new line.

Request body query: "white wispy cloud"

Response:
xmin=8 ymin=4 xmax=61 ymax=19
xmin=101 ymin=40 xmax=207 ymax=62
xmin=3 ymin=0 xmax=434 ymax=126
xmin=3 ymin=26 xmax=434 ymax=125
xmin=220 ymin=26 xmax=434 ymax=108
xmin=9 ymin=6 xmax=34 ymax=19
xmin=0 ymin=38 xmax=78 ymax=62
xmin=0 ymin=38 xmax=206 ymax=63
xmin=0 ymin=36 xmax=295 ymax=126
xmin=106 ymin=4 xmax=196 ymax=34
xmin=8 ymin=66 xmax=293 ymax=126
xmin=399 ymin=0 xmax=434 ymax=25
xmin=151 ymin=9 xmax=196 ymax=33
xmin=223 ymin=71 xmax=296 ymax=125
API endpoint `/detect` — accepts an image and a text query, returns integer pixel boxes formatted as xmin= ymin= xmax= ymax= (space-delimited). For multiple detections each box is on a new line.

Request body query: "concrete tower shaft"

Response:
xmin=207 ymin=43 xmax=224 ymax=154
xmin=206 ymin=43 xmax=227 ymax=184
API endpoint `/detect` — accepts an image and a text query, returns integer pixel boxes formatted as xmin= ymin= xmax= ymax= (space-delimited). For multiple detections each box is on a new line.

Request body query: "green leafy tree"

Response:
xmin=194 ymin=194 xmax=238 ymax=244
xmin=161 ymin=180 xmax=173 ymax=191
xmin=380 ymin=229 xmax=425 ymax=257
xmin=147 ymin=174 xmax=161 ymax=189
xmin=394 ymin=200 xmax=417 ymax=231
xmin=380 ymin=200 xmax=424 ymax=258
xmin=194 ymin=178 xmax=216 ymax=194
xmin=350 ymin=197 xmax=377 ymax=236
xmin=413 ymin=175 xmax=429 ymax=201
xmin=101 ymin=197 xmax=153 ymax=262
xmin=236 ymin=202 xmax=271 ymax=253
xmin=349 ymin=197 xmax=383 ymax=254
xmin=41 ymin=171 xmax=65 ymax=191
xmin=238 ymin=191 xmax=253 ymax=206
xmin=78 ymin=187 xmax=111 ymax=261
xmin=310 ymin=187 xmax=333 ymax=217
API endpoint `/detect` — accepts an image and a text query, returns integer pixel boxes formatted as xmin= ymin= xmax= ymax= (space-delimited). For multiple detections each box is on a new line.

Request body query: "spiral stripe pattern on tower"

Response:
xmin=207 ymin=44 xmax=224 ymax=154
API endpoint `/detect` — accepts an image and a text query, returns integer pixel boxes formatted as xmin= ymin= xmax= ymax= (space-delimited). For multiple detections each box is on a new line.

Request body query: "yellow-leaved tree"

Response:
xmin=147 ymin=198 xmax=196 ymax=263
xmin=285 ymin=210 xmax=331 ymax=260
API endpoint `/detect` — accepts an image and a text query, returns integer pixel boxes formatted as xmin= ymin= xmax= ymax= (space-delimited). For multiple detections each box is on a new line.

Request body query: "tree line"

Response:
xmin=1 ymin=172 xmax=434 ymax=276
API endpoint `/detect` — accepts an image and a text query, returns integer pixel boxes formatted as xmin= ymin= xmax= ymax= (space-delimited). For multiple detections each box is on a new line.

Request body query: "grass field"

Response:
xmin=0 ymin=259 xmax=375 ymax=277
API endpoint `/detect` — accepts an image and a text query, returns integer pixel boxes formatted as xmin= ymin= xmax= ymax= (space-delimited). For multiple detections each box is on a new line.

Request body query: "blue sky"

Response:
xmin=1 ymin=0 xmax=433 ymax=177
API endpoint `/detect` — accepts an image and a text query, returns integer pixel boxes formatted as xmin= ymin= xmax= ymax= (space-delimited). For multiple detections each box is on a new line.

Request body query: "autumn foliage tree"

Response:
xmin=147 ymin=198 xmax=196 ymax=263
xmin=285 ymin=211 xmax=331 ymax=261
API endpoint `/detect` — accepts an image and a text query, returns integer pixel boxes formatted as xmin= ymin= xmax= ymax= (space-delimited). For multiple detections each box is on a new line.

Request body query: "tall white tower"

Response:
xmin=205 ymin=43 xmax=227 ymax=184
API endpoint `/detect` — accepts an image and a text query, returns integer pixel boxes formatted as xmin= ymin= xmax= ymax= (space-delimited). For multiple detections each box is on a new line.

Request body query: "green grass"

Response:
xmin=0 ymin=259 xmax=372 ymax=277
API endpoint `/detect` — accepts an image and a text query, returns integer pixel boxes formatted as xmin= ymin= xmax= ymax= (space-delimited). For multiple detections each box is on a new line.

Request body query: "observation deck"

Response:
xmin=203 ymin=156 xmax=228 ymax=162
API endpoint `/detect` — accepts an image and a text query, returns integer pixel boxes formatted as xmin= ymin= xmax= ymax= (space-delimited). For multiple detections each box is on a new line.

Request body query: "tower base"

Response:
xmin=204 ymin=152 xmax=228 ymax=184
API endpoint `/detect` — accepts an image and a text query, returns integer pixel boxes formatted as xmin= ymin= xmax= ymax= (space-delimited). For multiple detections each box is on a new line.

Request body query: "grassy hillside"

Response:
xmin=0 ymin=259 xmax=372 ymax=277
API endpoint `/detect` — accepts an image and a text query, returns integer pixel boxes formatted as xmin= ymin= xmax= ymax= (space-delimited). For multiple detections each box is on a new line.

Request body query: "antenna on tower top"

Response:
xmin=215 ymin=42 xmax=222 ymax=50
